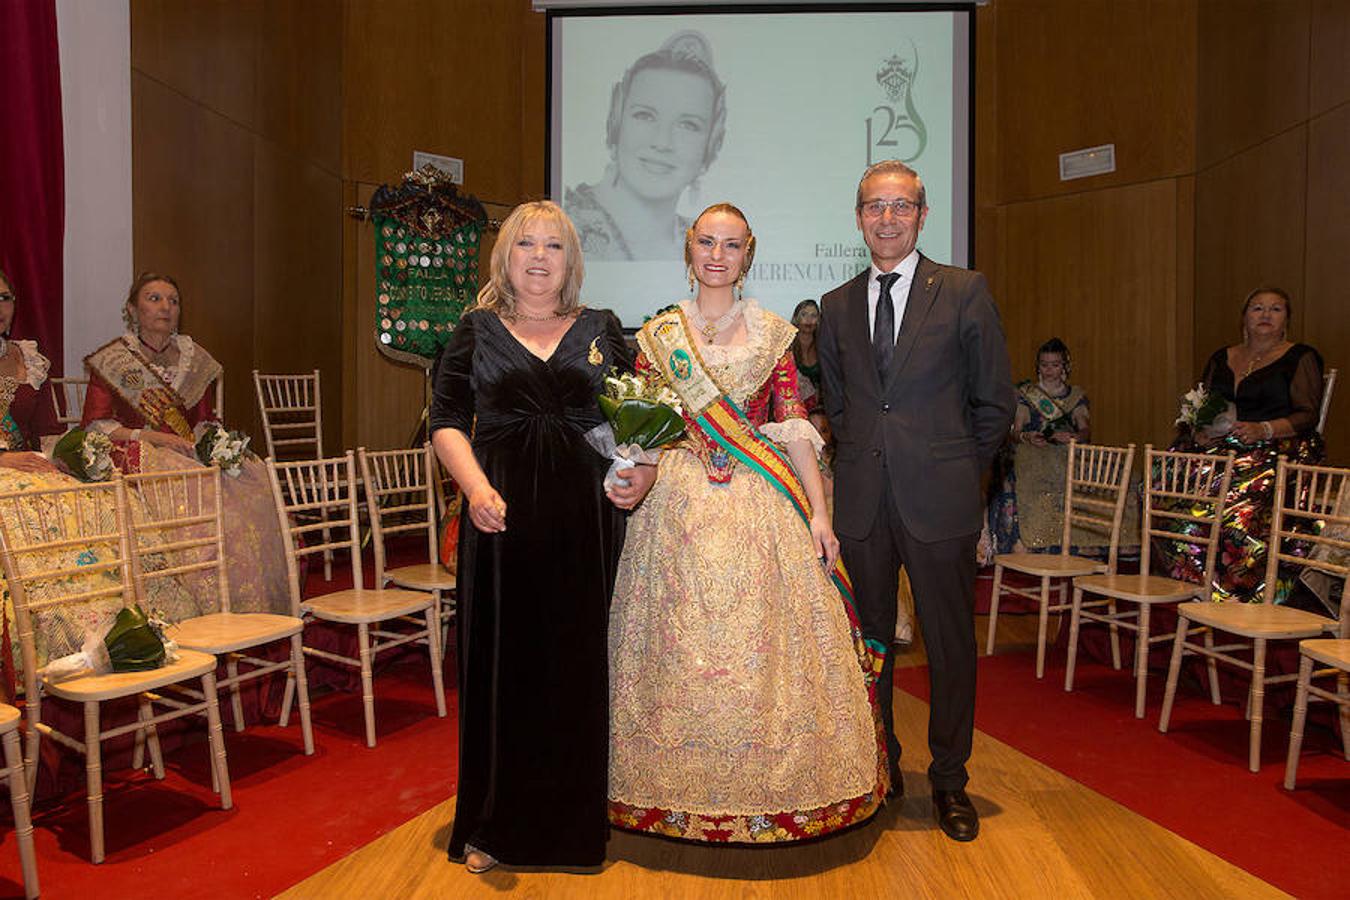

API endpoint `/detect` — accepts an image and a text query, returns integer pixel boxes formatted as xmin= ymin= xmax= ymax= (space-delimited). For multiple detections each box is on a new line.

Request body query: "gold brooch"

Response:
xmin=587 ymin=336 xmax=604 ymax=367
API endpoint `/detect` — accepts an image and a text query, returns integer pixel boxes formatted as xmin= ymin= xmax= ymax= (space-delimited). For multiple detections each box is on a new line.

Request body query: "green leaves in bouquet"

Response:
xmin=194 ymin=423 xmax=221 ymax=466
xmin=598 ymin=395 xmax=686 ymax=449
xmin=104 ymin=605 xmax=167 ymax=672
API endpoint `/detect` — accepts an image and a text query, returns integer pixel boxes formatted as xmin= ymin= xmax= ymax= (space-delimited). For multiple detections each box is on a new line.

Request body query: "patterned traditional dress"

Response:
xmin=82 ymin=334 xmax=289 ymax=616
xmin=608 ymin=301 xmax=885 ymax=844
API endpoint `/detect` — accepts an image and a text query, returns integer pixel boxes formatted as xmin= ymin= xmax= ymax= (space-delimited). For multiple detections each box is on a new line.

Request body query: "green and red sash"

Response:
xmin=638 ymin=308 xmax=887 ymax=689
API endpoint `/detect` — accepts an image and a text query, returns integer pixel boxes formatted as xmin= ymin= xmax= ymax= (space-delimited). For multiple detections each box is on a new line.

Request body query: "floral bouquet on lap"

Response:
xmin=195 ymin=422 xmax=252 ymax=477
xmin=52 ymin=429 xmax=116 ymax=482
xmin=1175 ymin=383 xmax=1235 ymax=442
xmin=586 ymin=369 xmax=686 ymax=491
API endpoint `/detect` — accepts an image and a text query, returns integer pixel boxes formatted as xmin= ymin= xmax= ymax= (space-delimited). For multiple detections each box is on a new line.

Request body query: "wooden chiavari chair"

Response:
xmin=1317 ymin=367 xmax=1337 ymax=434
xmin=0 ymin=479 xmax=232 ymax=864
xmin=1160 ymin=457 xmax=1346 ymax=772
xmin=253 ymin=369 xmax=323 ymax=461
xmin=267 ymin=453 xmax=446 ymax=748
xmin=1282 ymin=462 xmax=1350 ymax=788
xmin=123 ymin=466 xmax=313 ymax=757
xmin=1065 ymin=446 xmax=1235 ymax=718
xmin=49 ymin=375 xmax=89 ymax=427
xmin=359 ymin=444 xmax=456 ymax=649
xmin=0 ymin=702 xmax=38 ymax=897
xmin=986 ymin=441 xmax=1136 ymax=678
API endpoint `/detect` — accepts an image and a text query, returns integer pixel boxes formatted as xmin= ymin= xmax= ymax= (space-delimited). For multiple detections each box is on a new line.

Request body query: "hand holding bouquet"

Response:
xmin=195 ymin=423 xmax=252 ymax=477
xmin=586 ymin=369 xmax=686 ymax=492
xmin=52 ymin=428 xmax=115 ymax=482
xmin=1175 ymin=383 xmax=1236 ymax=441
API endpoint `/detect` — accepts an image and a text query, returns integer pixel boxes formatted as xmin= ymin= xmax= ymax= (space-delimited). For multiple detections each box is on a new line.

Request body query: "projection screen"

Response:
xmin=548 ymin=5 xmax=973 ymax=328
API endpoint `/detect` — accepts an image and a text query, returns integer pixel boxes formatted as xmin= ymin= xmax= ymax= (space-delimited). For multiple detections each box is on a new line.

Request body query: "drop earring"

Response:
xmin=687 ymin=266 xmax=697 ymax=293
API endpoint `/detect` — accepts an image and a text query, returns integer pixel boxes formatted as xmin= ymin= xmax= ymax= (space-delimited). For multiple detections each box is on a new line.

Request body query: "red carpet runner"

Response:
xmin=0 ymin=659 xmax=458 ymax=898
xmin=896 ymin=653 xmax=1348 ymax=900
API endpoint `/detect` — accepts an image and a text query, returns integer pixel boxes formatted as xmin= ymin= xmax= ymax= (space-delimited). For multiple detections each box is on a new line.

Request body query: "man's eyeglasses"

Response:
xmin=859 ymin=198 xmax=922 ymax=219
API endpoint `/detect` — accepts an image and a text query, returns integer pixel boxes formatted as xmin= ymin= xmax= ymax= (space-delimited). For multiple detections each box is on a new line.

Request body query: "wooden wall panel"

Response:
xmin=1197 ymin=0 xmax=1310 ymax=169
xmin=256 ymin=1 xmax=344 ymax=177
xmin=131 ymin=0 xmax=259 ymax=128
xmin=996 ymin=180 xmax=1189 ymax=450
xmin=1310 ymin=0 xmax=1350 ymax=117
xmin=253 ymin=142 xmax=344 ymax=451
xmin=131 ymin=72 xmax=256 ymax=424
xmin=994 ymin=0 xmax=1196 ymax=204
xmin=342 ymin=0 xmax=531 ymax=203
xmin=1305 ymin=104 xmax=1350 ymax=461
xmin=132 ymin=0 xmax=343 ymax=445
xmin=1193 ymin=127 xmax=1308 ymax=369
xmin=343 ymin=182 xmax=428 ymax=452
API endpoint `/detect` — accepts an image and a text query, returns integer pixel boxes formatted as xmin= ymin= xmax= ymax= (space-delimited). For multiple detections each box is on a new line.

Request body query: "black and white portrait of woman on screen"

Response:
xmin=565 ymin=31 xmax=727 ymax=261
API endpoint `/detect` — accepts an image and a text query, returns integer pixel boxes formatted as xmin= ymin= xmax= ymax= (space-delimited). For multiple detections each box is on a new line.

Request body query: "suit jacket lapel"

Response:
xmin=885 ymin=254 xmax=941 ymax=391
xmin=844 ymin=271 xmax=881 ymax=394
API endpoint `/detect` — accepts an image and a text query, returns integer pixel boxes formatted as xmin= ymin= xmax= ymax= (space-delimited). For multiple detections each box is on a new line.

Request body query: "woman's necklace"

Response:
xmin=511 ymin=308 xmax=564 ymax=322
xmin=139 ymin=334 xmax=173 ymax=357
xmin=688 ymin=299 xmax=744 ymax=341
xmin=1242 ymin=342 xmax=1280 ymax=378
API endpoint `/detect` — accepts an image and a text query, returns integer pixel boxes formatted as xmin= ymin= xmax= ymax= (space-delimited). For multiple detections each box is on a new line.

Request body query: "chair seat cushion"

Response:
xmin=1299 ymin=638 xmax=1350 ymax=669
xmin=44 ymin=648 xmax=219 ymax=701
xmin=996 ymin=552 xmax=1106 ymax=577
xmin=387 ymin=563 xmax=456 ymax=592
xmin=1178 ymin=601 xmax=1335 ymax=638
xmin=168 ymin=612 xmax=303 ymax=654
xmin=302 ymin=587 xmax=433 ymax=624
xmin=1075 ymin=573 xmax=1207 ymax=603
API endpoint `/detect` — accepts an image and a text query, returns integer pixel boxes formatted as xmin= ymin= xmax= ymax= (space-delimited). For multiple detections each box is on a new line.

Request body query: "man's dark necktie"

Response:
xmin=874 ymin=271 xmax=900 ymax=378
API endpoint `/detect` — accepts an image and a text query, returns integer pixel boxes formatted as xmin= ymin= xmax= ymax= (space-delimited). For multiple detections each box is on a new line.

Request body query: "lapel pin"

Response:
xmin=926 ymin=276 xmax=935 ymax=290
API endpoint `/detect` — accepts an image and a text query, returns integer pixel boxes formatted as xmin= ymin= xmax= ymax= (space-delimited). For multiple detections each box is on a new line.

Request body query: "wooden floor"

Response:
xmin=280 ymin=612 xmax=1288 ymax=898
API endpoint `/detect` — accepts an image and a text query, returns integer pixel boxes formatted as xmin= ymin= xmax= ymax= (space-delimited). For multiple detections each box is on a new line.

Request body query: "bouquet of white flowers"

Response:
xmin=585 ymin=368 xmax=686 ymax=491
xmin=194 ymin=423 xmax=251 ymax=477
xmin=1175 ymin=383 xmax=1236 ymax=440
xmin=52 ymin=429 xmax=115 ymax=482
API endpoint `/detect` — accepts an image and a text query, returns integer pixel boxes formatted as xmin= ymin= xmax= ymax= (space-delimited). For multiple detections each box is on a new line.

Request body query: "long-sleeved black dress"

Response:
xmin=429 ymin=306 xmax=631 ymax=867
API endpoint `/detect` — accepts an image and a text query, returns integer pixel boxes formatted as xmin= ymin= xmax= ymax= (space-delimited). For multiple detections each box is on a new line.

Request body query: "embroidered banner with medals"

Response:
xmin=370 ymin=165 xmax=488 ymax=367
xmin=637 ymin=307 xmax=887 ymax=689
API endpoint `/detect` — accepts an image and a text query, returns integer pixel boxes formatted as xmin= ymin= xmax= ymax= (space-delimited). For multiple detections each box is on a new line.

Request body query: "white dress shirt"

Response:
xmin=866 ymin=249 xmax=920 ymax=343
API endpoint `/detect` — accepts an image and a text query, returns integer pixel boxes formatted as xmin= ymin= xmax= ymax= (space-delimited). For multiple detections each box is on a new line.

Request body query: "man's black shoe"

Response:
xmin=932 ymin=789 xmax=979 ymax=841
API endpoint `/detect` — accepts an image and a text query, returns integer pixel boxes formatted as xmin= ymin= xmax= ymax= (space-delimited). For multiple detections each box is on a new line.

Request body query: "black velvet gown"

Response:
xmin=429 ymin=306 xmax=631 ymax=867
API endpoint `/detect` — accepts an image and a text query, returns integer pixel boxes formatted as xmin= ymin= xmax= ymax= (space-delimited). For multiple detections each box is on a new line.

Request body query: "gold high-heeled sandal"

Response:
xmin=464 ymin=845 xmax=498 ymax=875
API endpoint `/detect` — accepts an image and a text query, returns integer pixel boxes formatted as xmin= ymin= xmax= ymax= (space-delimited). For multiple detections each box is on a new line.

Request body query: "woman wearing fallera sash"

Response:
xmin=607 ymin=204 xmax=886 ymax=844
xmin=81 ymin=273 xmax=289 ymax=616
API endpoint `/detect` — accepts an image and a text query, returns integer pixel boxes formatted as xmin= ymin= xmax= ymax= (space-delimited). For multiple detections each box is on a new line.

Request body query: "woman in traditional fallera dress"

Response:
xmin=430 ymin=201 xmax=635 ymax=873
xmin=1161 ymin=286 xmax=1325 ymax=602
xmin=0 ymin=267 xmax=61 ymax=474
xmin=985 ymin=338 xmax=1093 ymax=559
xmin=80 ymin=273 xmax=289 ymax=616
xmin=608 ymin=203 xmax=886 ymax=844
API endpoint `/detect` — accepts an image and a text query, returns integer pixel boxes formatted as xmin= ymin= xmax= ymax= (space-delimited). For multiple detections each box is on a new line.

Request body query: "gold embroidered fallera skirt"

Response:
xmin=608 ymin=449 xmax=882 ymax=843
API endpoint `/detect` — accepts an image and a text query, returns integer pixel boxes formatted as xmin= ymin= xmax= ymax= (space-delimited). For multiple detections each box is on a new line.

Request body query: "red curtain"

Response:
xmin=0 ymin=0 xmax=64 ymax=372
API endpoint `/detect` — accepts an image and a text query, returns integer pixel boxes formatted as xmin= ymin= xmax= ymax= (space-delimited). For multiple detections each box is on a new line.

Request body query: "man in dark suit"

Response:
xmin=818 ymin=160 xmax=1014 ymax=842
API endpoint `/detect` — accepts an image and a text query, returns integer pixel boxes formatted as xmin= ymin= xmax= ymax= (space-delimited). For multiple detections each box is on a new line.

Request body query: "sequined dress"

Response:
xmin=608 ymin=301 xmax=884 ymax=844
xmin=1160 ymin=343 xmax=1325 ymax=602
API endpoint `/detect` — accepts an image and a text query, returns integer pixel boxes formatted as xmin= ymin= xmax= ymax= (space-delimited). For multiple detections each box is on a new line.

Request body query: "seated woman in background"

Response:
xmin=791 ymin=299 xmax=822 ymax=410
xmin=0 ymin=267 xmax=61 ymax=475
xmin=81 ymin=273 xmax=290 ymax=616
xmin=1162 ymin=286 xmax=1325 ymax=602
xmin=985 ymin=338 xmax=1092 ymax=558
